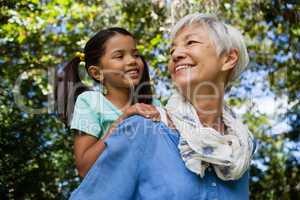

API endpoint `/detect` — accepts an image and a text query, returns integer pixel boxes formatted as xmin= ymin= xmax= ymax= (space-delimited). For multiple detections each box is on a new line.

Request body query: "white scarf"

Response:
xmin=162 ymin=91 xmax=255 ymax=181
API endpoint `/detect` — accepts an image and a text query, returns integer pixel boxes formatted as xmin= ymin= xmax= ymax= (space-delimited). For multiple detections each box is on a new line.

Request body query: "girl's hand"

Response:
xmin=123 ymin=103 xmax=161 ymax=122
xmin=103 ymin=103 xmax=161 ymax=140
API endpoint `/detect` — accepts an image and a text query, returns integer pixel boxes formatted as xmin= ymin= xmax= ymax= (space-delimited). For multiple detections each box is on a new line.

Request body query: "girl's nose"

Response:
xmin=127 ymin=55 xmax=138 ymax=66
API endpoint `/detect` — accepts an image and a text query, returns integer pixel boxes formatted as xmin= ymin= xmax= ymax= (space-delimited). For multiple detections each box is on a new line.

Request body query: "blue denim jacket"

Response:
xmin=70 ymin=116 xmax=249 ymax=200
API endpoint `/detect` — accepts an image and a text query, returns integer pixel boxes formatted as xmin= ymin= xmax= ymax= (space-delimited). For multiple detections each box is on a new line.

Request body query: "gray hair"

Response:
xmin=171 ymin=13 xmax=249 ymax=87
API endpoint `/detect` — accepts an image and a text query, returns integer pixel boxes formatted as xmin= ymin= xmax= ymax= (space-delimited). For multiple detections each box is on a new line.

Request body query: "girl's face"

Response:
xmin=99 ymin=34 xmax=144 ymax=91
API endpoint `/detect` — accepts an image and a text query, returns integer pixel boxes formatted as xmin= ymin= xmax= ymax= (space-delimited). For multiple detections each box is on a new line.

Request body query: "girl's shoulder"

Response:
xmin=77 ymin=90 xmax=102 ymax=100
xmin=75 ymin=90 xmax=121 ymax=116
xmin=152 ymin=98 xmax=162 ymax=107
xmin=76 ymin=91 xmax=106 ymax=107
xmin=75 ymin=91 xmax=107 ymax=112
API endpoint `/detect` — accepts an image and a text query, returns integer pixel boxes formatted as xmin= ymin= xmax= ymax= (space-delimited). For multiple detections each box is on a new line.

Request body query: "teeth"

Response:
xmin=126 ymin=69 xmax=139 ymax=77
xmin=175 ymin=65 xmax=192 ymax=72
xmin=126 ymin=69 xmax=138 ymax=73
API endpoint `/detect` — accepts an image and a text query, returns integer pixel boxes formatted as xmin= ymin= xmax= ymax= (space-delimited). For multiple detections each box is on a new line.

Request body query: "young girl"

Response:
xmin=55 ymin=27 xmax=161 ymax=177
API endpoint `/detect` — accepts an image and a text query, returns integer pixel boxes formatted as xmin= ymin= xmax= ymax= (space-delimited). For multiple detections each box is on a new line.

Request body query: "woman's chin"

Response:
xmin=173 ymin=79 xmax=192 ymax=95
xmin=172 ymin=72 xmax=193 ymax=84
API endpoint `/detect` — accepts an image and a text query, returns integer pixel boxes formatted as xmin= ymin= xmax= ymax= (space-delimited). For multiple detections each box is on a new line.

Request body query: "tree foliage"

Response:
xmin=0 ymin=0 xmax=299 ymax=199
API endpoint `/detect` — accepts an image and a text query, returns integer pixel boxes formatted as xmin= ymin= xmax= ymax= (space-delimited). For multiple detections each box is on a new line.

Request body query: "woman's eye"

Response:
xmin=187 ymin=40 xmax=198 ymax=45
xmin=133 ymin=54 xmax=140 ymax=58
xmin=170 ymin=49 xmax=174 ymax=55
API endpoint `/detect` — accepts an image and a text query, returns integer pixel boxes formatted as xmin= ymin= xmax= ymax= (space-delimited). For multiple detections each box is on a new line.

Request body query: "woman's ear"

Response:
xmin=88 ymin=65 xmax=104 ymax=82
xmin=221 ymin=48 xmax=239 ymax=72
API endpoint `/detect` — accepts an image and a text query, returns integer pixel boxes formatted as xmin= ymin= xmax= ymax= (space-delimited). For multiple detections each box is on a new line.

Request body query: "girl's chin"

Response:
xmin=123 ymin=79 xmax=141 ymax=88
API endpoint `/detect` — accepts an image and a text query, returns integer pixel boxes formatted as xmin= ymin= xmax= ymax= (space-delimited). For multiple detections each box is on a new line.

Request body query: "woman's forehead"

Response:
xmin=171 ymin=23 xmax=209 ymax=45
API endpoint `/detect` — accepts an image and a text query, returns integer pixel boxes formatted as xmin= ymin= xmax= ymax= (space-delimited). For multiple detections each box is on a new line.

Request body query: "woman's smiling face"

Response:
xmin=168 ymin=23 xmax=225 ymax=95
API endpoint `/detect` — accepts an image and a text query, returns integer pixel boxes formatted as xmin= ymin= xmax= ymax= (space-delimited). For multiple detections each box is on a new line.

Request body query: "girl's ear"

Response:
xmin=221 ymin=48 xmax=239 ymax=72
xmin=88 ymin=65 xmax=104 ymax=82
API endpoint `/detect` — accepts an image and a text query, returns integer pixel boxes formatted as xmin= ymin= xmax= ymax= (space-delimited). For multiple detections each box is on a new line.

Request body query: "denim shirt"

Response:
xmin=69 ymin=116 xmax=249 ymax=200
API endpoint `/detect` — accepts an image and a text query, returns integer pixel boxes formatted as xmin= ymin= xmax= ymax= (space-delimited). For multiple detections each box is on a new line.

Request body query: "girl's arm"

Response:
xmin=70 ymin=117 xmax=149 ymax=200
xmin=74 ymin=103 xmax=160 ymax=177
xmin=74 ymin=114 xmax=125 ymax=177
xmin=74 ymin=133 xmax=104 ymax=178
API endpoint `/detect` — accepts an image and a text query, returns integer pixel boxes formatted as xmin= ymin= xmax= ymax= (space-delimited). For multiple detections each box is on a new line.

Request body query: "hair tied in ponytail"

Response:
xmin=54 ymin=56 xmax=89 ymax=126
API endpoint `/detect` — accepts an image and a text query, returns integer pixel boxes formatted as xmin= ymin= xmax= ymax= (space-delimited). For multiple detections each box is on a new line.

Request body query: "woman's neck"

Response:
xmin=105 ymin=86 xmax=132 ymax=112
xmin=189 ymin=83 xmax=225 ymax=133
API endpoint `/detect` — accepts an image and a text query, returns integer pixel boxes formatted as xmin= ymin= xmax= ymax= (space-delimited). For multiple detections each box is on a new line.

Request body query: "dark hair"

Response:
xmin=54 ymin=27 xmax=153 ymax=125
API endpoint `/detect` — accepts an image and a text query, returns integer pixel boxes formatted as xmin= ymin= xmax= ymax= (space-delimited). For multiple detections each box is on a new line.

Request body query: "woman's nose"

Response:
xmin=171 ymin=47 xmax=187 ymax=62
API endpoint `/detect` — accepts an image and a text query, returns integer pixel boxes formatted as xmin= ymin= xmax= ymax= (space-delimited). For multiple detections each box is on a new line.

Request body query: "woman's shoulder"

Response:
xmin=112 ymin=115 xmax=156 ymax=140
xmin=106 ymin=115 xmax=176 ymax=149
xmin=102 ymin=116 xmax=151 ymax=156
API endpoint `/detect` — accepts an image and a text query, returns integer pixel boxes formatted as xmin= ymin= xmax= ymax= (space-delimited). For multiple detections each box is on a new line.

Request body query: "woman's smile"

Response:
xmin=175 ymin=64 xmax=196 ymax=72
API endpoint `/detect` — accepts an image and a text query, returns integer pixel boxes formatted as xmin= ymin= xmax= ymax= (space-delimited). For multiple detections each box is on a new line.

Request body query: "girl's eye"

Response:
xmin=114 ymin=55 xmax=123 ymax=59
xmin=133 ymin=54 xmax=140 ymax=58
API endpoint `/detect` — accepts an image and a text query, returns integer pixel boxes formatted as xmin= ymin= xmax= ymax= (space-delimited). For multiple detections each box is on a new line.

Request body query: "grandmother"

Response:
xmin=69 ymin=13 xmax=255 ymax=200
